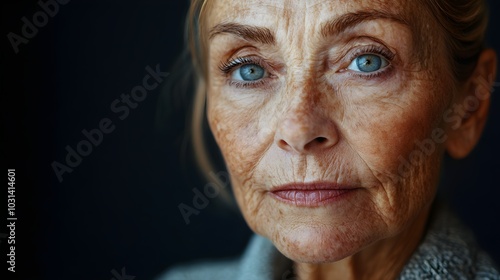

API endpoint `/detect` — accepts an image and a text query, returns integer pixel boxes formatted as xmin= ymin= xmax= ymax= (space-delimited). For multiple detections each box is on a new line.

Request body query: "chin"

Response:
xmin=268 ymin=223 xmax=378 ymax=263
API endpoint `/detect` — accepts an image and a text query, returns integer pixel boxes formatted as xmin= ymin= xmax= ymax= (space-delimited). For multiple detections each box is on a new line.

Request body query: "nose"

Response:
xmin=275 ymin=109 xmax=339 ymax=154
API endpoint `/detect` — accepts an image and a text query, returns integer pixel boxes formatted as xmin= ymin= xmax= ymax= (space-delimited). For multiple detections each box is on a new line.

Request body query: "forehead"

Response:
xmin=206 ymin=0 xmax=413 ymax=28
xmin=204 ymin=0 xmax=438 ymax=68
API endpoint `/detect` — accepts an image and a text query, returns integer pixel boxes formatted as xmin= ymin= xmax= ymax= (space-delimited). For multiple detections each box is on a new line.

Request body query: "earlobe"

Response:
xmin=445 ymin=48 xmax=497 ymax=159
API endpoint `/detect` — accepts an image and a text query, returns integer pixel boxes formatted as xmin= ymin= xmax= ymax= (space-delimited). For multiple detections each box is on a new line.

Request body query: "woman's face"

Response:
xmin=205 ymin=0 xmax=454 ymax=262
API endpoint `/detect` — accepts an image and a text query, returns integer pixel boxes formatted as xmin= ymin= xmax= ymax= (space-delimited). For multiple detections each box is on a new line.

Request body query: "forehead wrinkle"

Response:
xmin=320 ymin=9 xmax=411 ymax=38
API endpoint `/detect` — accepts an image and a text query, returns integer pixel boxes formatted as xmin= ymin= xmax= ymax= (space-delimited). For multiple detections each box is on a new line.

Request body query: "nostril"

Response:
xmin=315 ymin=137 xmax=327 ymax=143
xmin=301 ymin=136 xmax=331 ymax=151
xmin=275 ymin=122 xmax=339 ymax=153
xmin=278 ymin=139 xmax=290 ymax=149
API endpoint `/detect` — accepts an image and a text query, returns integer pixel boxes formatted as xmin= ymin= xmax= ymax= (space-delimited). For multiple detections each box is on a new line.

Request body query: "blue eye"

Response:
xmin=347 ymin=54 xmax=389 ymax=73
xmin=232 ymin=64 xmax=266 ymax=81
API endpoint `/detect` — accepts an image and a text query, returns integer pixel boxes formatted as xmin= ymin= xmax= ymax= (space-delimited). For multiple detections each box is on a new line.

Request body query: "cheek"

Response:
xmin=341 ymin=71 xmax=447 ymax=175
xmin=207 ymin=89 xmax=270 ymax=185
xmin=339 ymin=76 xmax=449 ymax=223
xmin=348 ymin=103 xmax=431 ymax=176
xmin=207 ymin=86 xmax=288 ymax=233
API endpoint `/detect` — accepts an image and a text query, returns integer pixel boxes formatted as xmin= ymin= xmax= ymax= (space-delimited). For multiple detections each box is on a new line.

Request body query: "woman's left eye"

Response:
xmin=347 ymin=54 xmax=389 ymax=73
xmin=232 ymin=64 xmax=267 ymax=81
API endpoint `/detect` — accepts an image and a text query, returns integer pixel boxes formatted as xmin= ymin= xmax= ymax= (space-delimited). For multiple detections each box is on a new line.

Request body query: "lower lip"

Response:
xmin=270 ymin=189 xmax=356 ymax=207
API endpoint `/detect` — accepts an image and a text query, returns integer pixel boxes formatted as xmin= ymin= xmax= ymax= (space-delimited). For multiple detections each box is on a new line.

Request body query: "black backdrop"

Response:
xmin=2 ymin=1 xmax=499 ymax=279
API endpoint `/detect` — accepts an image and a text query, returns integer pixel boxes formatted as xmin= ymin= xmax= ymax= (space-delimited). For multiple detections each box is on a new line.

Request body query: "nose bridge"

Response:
xmin=284 ymin=92 xmax=317 ymax=127
xmin=274 ymin=67 xmax=338 ymax=153
xmin=284 ymin=65 xmax=321 ymax=119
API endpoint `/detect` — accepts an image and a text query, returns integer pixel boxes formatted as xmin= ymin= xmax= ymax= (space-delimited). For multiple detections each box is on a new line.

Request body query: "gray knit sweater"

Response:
xmin=159 ymin=205 xmax=500 ymax=279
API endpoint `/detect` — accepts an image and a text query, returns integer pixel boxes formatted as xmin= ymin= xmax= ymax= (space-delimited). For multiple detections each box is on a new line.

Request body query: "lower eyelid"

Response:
xmin=228 ymin=79 xmax=267 ymax=89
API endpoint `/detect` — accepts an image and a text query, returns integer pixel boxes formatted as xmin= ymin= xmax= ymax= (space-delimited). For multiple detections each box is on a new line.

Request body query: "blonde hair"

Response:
xmin=185 ymin=0 xmax=490 ymax=195
xmin=420 ymin=0 xmax=488 ymax=81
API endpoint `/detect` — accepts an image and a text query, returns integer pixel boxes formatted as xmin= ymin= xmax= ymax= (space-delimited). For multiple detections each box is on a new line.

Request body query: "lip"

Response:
xmin=269 ymin=182 xmax=359 ymax=207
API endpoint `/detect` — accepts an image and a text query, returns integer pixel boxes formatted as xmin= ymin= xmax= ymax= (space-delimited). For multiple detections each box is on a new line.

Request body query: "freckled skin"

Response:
xmin=203 ymin=0 xmax=479 ymax=279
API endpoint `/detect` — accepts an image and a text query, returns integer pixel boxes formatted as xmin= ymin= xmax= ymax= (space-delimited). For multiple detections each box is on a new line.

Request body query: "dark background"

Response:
xmin=1 ymin=1 xmax=499 ymax=279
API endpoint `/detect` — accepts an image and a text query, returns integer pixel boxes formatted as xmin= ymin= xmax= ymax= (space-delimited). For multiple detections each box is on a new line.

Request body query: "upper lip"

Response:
xmin=270 ymin=181 xmax=358 ymax=192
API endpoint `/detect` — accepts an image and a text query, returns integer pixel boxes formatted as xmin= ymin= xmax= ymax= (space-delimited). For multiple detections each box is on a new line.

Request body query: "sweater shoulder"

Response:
xmin=399 ymin=204 xmax=500 ymax=279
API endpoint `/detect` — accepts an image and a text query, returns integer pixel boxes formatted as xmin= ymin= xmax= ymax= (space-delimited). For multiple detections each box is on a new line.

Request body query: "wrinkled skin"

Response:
xmin=203 ymin=0 xmax=496 ymax=279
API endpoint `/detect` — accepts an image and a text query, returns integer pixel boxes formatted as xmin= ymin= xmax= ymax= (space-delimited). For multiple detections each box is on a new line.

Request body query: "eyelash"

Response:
xmin=219 ymin=57 xmax=253 ymax=73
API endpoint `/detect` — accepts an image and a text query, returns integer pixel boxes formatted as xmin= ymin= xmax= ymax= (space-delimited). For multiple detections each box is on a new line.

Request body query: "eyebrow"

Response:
xmin=209 ymin=10 xmax=410 ymax=45
xmin=209 ymin=22 xmax=276 ymax=45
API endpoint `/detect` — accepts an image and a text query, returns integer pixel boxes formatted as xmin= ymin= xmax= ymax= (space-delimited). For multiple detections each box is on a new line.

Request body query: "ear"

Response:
xmin=446 ymin=49 xmax=497 ymax=159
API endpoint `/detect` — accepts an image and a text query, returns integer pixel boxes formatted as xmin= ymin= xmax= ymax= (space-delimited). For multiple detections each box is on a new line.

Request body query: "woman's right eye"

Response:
xmin=231 ymin=63 xmax=267 ymax=81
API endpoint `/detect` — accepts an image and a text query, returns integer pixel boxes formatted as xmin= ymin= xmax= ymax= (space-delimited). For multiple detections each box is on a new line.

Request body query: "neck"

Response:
xmin=294 ymin=205 xmax=431 ymax=280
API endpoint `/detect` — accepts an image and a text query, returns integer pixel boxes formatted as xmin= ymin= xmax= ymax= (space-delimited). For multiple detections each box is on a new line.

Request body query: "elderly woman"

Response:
xmin=160 ymin=0 xmax=499 ymax=279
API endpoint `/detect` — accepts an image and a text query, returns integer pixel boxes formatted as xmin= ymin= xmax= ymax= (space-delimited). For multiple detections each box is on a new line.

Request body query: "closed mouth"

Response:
xmin=269 ymin=182 xmax=359 ymax=207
